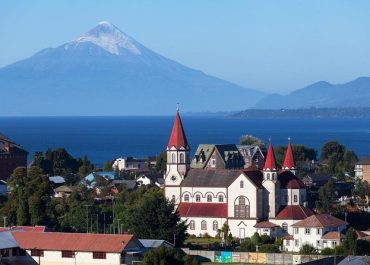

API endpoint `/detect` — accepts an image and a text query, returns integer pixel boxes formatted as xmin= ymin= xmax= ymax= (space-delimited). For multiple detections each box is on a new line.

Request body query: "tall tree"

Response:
xmin=316 ymin=180 xmax=336 ymax=214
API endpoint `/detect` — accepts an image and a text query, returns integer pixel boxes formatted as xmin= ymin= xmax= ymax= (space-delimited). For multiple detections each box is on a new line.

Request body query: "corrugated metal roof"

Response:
xmin=0 ymin=231 xmax=18 ymax=249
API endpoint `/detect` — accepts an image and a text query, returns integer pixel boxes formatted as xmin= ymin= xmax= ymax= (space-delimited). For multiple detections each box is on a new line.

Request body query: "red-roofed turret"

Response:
xmin=263 ymin=143 xmax=277 ymax=170
xmin=167 ymin=111 xmax=188 ymax=149
xmin=283 ymin=139 xmax=295 ymax=170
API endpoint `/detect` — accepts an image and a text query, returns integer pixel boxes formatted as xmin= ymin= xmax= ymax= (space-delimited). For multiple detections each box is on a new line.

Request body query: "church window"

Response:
xmin=180 ymin=153 xmax=185 ymax=163
xmin=213 ymin=221 xmax=218 ymax=231
xmin=207 ymin=195 xmax=212 ymax=202
xmin=172 ymin=153 xmax=176 ymax=163
xmin=267 ymin=173 xmax=270 ymax=180
xmin=201 ymin=220 xmax=207 ymax=230
xmin=196 ymin=194 xmax=201 ymax=202
xmin=294 ymin=195 xmax=298 ymax=203
xmin=282 ymin=222 xmax=288 ymax=232
xmin=218 ymin=195 xmax=224 ymax=202
xmin=234 ymin=196 xmax=250 ymax=218
xmin=240 ymin=181 xmax=244 ymax=188
xmin=189 ymin=220 xmax=195 ymax=230
xmin=184 ymin=194 xmax=189 ymax=202
xmin=211 ymin=158 xmax=216 ymax=167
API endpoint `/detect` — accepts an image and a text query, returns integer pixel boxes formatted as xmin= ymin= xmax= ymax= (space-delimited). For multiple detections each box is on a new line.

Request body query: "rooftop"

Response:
xmin=292 ymin=214 xmax=348 ymax=228
xmin=275 ymin=205 xmax=315 ymax=220
xmin=177 ymin=203 xmax=228 ymax=218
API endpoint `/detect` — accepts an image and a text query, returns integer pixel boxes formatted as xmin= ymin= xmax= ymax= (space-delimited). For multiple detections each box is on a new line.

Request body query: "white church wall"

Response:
xmin=181 ymin=187 xmax=227 ymax=203
xmin=182 ymin=217 xmax=227 ymax=237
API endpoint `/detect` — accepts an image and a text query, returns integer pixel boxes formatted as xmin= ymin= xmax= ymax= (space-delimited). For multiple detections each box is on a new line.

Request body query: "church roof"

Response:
xmin=254 ymin=221 xmax=279 ymax=228
xmin=177 ymin=203 xmax=228 ymax=218
xmin=283 ymin=142 xmax=295 ymax=169
xmin=181 ymin=168 xmax=263 ymax=188
xmin=191 ymin=144 xmax=215 ymax=168
xmin=279 ymin=171 xmax=305 ymax=189
xmin=292 ymin=214 xmax=348 ymax=228
xmin=275 ymin=205 xmax=315 ymax=220
xmin=263 ymin=143 xmax=277 ymax=170
xmin=167 ymin=111 xmax=188 ymax=149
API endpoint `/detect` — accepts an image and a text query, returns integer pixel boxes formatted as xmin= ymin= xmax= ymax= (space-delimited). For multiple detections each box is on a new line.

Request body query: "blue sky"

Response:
xmin=1 ymin=0 xmax=369 ymax=93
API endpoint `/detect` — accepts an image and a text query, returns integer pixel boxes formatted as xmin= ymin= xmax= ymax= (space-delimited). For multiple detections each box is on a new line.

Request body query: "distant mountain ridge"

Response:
xmin=0 ymin=21 xmax=265 ymax=116
xmin=254 ymin=77 xmax=370 ymax=109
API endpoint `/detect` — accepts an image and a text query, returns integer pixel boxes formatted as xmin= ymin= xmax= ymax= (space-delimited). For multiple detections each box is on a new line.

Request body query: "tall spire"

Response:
xmin=283 ymin=137 xmax=295 ymax=170
xmin=167 ymin=109 xmax=188 ymax=149
xmin=263 ymin=142 xmax=277 ymax=170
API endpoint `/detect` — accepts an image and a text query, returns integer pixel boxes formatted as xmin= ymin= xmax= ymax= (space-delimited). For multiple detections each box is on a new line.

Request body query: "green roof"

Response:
xmin=190 ymin=144 xmax=215 ymax=169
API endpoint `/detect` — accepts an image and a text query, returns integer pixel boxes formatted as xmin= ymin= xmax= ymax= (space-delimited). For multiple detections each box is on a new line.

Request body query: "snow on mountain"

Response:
xmin=65 ymin=21 xmax=141 ymax=55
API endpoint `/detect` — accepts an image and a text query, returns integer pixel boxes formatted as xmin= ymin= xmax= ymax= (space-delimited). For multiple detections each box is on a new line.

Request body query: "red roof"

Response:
xmin=177 ymin=203 xmax=228 ymax=218
xmin=321 ymin=231 xmax=345 ymax=240
xmin=283 ymin=142 xmax=295 ymax=169
xmin=264 ymin=143 xmax=277 ymax=170
xmin=254 ymin=221 xmax=279 ymax=228
xmin=292 ymin=214 xmax=348 ymax=228
xmin=279 ymin=171 xmax=305 ymax=189
xmin=0 ymin=226 xmax=46 ymax=233
xmin=12 ymin=232 xmax=138 ymax=253
xmin=167 ymin=111 xmax=188 ymax=149
xmin=275 ymin=205 xmax=315 ymax=220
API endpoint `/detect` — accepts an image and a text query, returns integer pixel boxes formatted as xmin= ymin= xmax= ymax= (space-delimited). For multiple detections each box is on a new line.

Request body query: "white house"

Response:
xmin=113 ymin=157 xmax=148 ymax=171
xmin=164 ymin=110 xmax=317 ymax=239
xmin=12 ymin=231 xmax=144 ymax=265
xmin=283 ymin=214 xmax=348 ymax=252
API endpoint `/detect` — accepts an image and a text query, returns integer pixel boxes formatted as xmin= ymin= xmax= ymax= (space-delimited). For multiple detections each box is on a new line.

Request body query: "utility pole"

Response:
xmin=84 ymin=205 xmax=91 ymax=233
xmin=3 ymin=216 xmax=7 ymax=228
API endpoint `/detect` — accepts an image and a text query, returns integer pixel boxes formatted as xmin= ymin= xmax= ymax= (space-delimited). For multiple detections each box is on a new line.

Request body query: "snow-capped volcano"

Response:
xmin=0 ymin=21 xmax=265 ymax=115
xmin=67 ymin=21 xmax=141 ymax=55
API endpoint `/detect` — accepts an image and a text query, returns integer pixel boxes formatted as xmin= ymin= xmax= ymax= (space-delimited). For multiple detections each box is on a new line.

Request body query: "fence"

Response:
xmin=182 ymin=249 xmax=342 ymax=265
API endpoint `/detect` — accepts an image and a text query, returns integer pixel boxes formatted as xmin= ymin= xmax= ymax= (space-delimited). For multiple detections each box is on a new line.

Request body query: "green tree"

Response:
xmin=299 ymin=244 xmax=318 ymax=254
xmin=343 ymin=228 xmax=357 ymax=255
xmin=103 ymin=161 xmax=112 ymax=171
xmin=239 ymin=135 xmax=266 ymax=152
xmin=142 ymin=247 xmax=199 ymax=265
xmin=78 ymin=155 xmax=94 ymax=179
xmin=320 ymin=141 xmax=345 ymax=161
xmin=155 ymin=151 xmax=167 ymax=173
xmin=251 ymin=232 xmax=261 ymax=246
xmin=316 ymin=180 xmax=336 ymax=214
xmin=119 ymin=188 xmax=187 ymax=246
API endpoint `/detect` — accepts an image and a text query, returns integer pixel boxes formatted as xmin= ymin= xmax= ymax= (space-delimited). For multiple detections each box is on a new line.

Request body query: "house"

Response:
xmin=112 ymin=157 xmax=148 ymax=171
xmin=164 ymin=110 xmax=315 ymax=238
xmin=0 ymin=226 xmax=46 ymax=233
xmin=355 ymin=157 xmax=370 ymax=183
xmin=0 ymin=134 xmax=28 ymax=181
xmin=12 ymin=232 xmax=144 ymax=265
xmin=302 ymin=174 xmax=332 ymax=189
xmin=0 ymin=180 xmax=7 ymax=195
xmin=84 ymin=171 xmax=116 ymax=183
xmin=139 ymin=239 xmax=174 ymax=250
xmin=136 ymin=173 xmax=164 ymax=187
xmin=283 ymin=214 xmax=348 ymax=252
xmin=191 ymin=144 xmax=245 ymax=170
xmin=54 ymin=186 xmax=76 ymax=198
xmin=49 ymin=176 xmax=66 ymax=187
xmin=0 ymin=231 xmax=20 ymax=264
xmin=237 ymin=145 xmax=265 ymax=169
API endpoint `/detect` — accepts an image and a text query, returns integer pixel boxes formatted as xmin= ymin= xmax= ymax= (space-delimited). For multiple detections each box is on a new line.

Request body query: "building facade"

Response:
xmin=163 ymin=111 xmax=321 ymax=239
xmin=355 ymin=157 xmax=370 ymax=184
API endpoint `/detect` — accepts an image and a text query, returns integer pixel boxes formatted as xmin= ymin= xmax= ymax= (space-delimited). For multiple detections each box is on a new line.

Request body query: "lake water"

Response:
xmin=0 ymin=116 xmax=369 ymax=165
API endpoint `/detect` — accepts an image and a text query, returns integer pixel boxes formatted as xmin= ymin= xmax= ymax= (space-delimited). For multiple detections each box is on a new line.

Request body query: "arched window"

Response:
xmin=267 ymin=173 xmax=270 ymax=180
xmin=218 ymin=195 xmax=224 ymax=202
xmin=171 ymin=195 xmax=176 ymax=202
xmin=196 ymin=194 xmax=201 ymax=202
xmin=294 ymin=195 xmax=298 ymax=203
xmin=180 ymin=153 xmax=185 ymax=163
xmin=184 ymin=194 xmax=189 ymax=202
xmin=207 ymin=195 xmax=212 ymax=202
xmin=213 ymin=220 xmax=218 ymax=231
xmin=240 ymin=181 xmax=244 ymax=188
xmin=271 ymin=173 xmax=275 ymax=180
xmin=171 ymin=153 xmax=176 ymax=163
xmin=201 ymin=220 xmax=207 ymax=230
xmin=282 ymin=222 xmax=288 ymax=232
xmin=234 ymin=196 xmax=250 ymax=218
xmin=189 ymin=220 xmax=195 ymax=230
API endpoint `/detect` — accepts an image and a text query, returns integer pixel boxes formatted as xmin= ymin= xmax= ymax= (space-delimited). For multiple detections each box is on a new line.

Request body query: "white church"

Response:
xmin=164 ymin=110 xmax=348 ymax=247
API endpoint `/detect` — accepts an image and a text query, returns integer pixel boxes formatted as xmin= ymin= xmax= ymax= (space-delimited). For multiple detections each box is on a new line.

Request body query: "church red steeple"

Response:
xmin=263 ymin=142 xmax=277 ymax=170
xmin=167 ymin=110 xmax=188 ymax=149
xmin=283 ymin=138 xmax=295 ymax=170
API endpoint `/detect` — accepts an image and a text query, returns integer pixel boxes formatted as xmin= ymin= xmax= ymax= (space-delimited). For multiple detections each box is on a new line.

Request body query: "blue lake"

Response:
xmin=0 ymin=116 xmax=369 ymax=165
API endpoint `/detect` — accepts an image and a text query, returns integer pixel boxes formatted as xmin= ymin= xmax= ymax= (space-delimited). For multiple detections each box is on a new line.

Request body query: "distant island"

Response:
xmin=231 ymin=107 xmax=370 ymax=118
